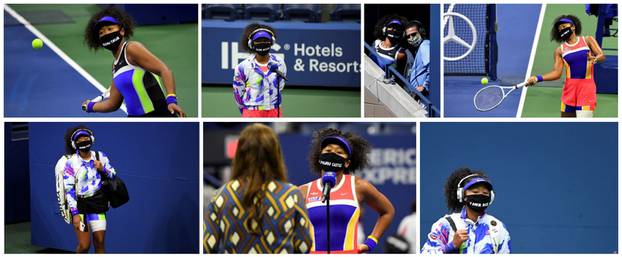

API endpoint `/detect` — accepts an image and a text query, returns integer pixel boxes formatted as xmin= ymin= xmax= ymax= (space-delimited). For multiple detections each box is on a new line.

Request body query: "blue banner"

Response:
xmin=202 ymin=20 xmax=361 ymax=88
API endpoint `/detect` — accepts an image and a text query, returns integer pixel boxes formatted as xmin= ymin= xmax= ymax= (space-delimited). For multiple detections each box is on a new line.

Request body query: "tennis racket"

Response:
xmin=473 ymin=82 xmax=526 ymax=111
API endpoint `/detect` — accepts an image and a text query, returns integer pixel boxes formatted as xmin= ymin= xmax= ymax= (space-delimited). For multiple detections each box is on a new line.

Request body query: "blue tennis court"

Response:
xmin=443 ymin=4 xmax=541 ymax=117
xmin=444 ymin=76 xmax=522 ymax=117
xmin=4 ymin=9 xmax=124 ymax=117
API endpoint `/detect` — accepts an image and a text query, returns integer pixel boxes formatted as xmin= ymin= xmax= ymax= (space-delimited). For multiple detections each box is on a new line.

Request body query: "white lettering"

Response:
xmin=308 ymin=59 xmax=360 ymax=73
xmin=361 ymin=167 xmax=416 ymax=185
xmin=221 ymin=42 xmax=228 ymax=69
xmin=293 ymin=43 xmax=345 ymax=57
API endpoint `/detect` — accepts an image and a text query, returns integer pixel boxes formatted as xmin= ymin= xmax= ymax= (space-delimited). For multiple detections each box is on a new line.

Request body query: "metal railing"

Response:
xmin=364 ymin=42 xmax=440 ymax=117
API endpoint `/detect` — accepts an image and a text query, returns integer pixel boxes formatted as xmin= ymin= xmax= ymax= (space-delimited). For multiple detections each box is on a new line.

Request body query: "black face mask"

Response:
xmin=464 ymin=194 xmax=491 ymax=212
xmin=318 ymin=152 xmax=347 ymax=172
xmin=558 ymin=27 xmax=573 ymax=41
xmin=75 ymin=140 xmax=92 ymax=153
xmin=100 ymin=31 xmax=122 ymax=52
xmin=253 ymin=42 xmax=272 ymax=56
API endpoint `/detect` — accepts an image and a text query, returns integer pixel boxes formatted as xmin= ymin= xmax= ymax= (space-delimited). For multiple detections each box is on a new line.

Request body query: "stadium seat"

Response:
xmin=330 ymin=4 xmax=360 ymax=22
xmin=203 ymin=4 xmax=239 ymax=20
xmin=340 ymin=123 xmax=371 ymax=136
xmin=244 ymin=4 xmax=281 ymax=21
xmin=382 ymin=123 xmax=416 ymax=135
xmin=283 ymin=4 xmax=321 ymax=22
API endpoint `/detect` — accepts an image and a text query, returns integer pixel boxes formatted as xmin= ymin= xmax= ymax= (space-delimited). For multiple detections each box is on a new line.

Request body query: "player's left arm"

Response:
xmin=585 ymin=36 xmax=606 ymax=64
xmin=279 ymin=60 xmax=286 ymax=91
xmin=126 ymin=42 xmax=185 ymax=117
xmin=491 ymin=220 xmax=511 ymax=254
xmin=94 ymin=151 xmax=116 ymax=178
xmin=396 ymin=49 xmax=407 ymax=75
xmin=356 ymin=178 xmax=395 ymax=253
xmin=498 ymin=224 xmax=511 ymax=253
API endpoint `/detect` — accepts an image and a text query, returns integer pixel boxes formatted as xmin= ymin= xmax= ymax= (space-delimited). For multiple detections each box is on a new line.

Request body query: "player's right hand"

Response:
xmin=81 ymin=100 xmax=90 ymax=112
xmin=72 ymin=215 xmax=82 ymax=231
xmin=452 ymin=229 xmax=468 ymax=249
xmin=526 ymin=76 xmax=538 ymax=86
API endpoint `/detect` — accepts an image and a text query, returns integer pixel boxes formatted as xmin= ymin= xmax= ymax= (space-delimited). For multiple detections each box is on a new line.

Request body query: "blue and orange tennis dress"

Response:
xmin=559 ymin=36 xmax=597 ymax=112
xmin=304 ymin=174 xmax=360 ymax=253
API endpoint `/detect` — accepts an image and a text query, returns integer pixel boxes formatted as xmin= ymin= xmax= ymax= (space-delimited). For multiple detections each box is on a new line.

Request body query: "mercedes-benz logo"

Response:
xmin=443 ymin=11 xmax=478 ymax=62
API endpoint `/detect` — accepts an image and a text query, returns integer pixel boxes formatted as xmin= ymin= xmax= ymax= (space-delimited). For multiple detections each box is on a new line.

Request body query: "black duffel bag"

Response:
xmin=77 ymin=189 xmax=109 ymax=213
xmin=96 ymin=152 xmax=130 ymax=208
xmin=104 ymin=175 xmax=129 ymax=208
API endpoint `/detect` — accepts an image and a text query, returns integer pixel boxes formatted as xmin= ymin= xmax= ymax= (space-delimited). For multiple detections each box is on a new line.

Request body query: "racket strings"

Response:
xmin=474 ymin=86 xmax=504 ymax=111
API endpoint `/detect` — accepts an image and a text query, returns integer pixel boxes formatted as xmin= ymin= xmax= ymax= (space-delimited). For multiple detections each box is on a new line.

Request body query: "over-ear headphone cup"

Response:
xmin=457 ymin=189 xmax=463 ymax=203
xmin=490 ymin=191 xmax=495 ymax=204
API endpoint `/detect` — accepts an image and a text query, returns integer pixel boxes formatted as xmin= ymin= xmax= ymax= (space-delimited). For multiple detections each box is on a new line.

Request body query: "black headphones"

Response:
xmin=247 ymin=28 xmax=276 ymax=51
xmin=406 ymin=20 xmax=426 ymax=38
xmin=70 ymin=128 xmax=95 ymax=150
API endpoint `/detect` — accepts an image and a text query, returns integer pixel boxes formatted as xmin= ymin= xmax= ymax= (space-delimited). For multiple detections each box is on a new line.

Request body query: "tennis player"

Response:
xmin=421 ymin=168 xmax=510 ymax=254
xmin=300 ymin=128 xmax=395 ymax=253
xmin=372 ymin=15 xmax=408 ymax=71
xmin=62 ymin=126 xmax=116 ymax=253
xmin=526 ymin=15 xmax=605 ymax=118
xmin=82 ymin=7 xmax=185 ymax=117
xmin=233 ymin=23 xmax=286 ymax=117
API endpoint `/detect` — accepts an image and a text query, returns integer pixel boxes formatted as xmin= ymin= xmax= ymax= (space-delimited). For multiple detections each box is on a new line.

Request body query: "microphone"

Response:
xmin=269 ymin=63 xmax=288 ymax=81
xmin=321 ymin=172 xmax=336 ymax=203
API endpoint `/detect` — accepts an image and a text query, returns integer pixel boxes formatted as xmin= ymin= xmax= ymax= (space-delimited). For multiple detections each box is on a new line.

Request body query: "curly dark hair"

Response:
xmin=373 ymin=14 xmax=408 ymax=40
xmin=84 ymin=6 xmax=135 ymax=51
xmin=406 ymin=20 xmax=427 ymax=39
xmin=240 ymin=23 xmax=276 ymax=53
xmin=308 ymin=128 xmax=371 ymax=175
xmin=64 ymin=125 xmax=94 ymax=155
xmin=550 ymin=15 xmax=582 ymax=43
xmin=444 ymin=167 xmax=490 ymax=213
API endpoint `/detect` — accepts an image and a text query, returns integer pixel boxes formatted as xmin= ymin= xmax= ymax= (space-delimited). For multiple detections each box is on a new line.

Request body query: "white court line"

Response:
xmin=4 ymin=5 xmax=127 ymax=114
xmin=517 ymin=3 xmax=546 ymax=118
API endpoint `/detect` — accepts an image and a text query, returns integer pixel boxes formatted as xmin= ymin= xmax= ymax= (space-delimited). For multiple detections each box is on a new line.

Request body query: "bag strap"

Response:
xmin=445 ymin=216 xmax=457 ymax=232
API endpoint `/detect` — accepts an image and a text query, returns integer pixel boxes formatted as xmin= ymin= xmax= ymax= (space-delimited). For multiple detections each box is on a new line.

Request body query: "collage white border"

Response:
xmin=0 ymin=0 xmax=620 ymax=255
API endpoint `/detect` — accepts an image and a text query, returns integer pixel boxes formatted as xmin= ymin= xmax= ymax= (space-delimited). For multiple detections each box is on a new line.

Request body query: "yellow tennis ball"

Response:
xmin=481 ymin=77 xmax=489 ymax=85
xmin=32 ymin=38 xmax=43 ymax=49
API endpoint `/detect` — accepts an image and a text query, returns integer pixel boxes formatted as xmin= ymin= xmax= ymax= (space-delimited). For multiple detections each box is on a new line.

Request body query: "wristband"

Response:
xmin=70 ymin=208 xmax=79 ymax=216
xmin=166 ymin=94 xmax=178 ymax=105
xmin=86 ymin=101 xmax=96 ymax=113
xmin=444 ymin=242 xmax=458 ymax=253
xmin=364 ymin=235 xmax=378 ymax=251
xmin=536 ymin=75 xmax=543 ymax=82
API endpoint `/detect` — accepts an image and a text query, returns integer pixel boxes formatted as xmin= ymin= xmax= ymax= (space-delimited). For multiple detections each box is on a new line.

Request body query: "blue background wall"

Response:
xmin=5 ymin=123 xmax=31 ymax=224
xmin=420 ymin=122 xmax=618 ymax=253
xmin=28 ymin=122 xmax=199 ymax=253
